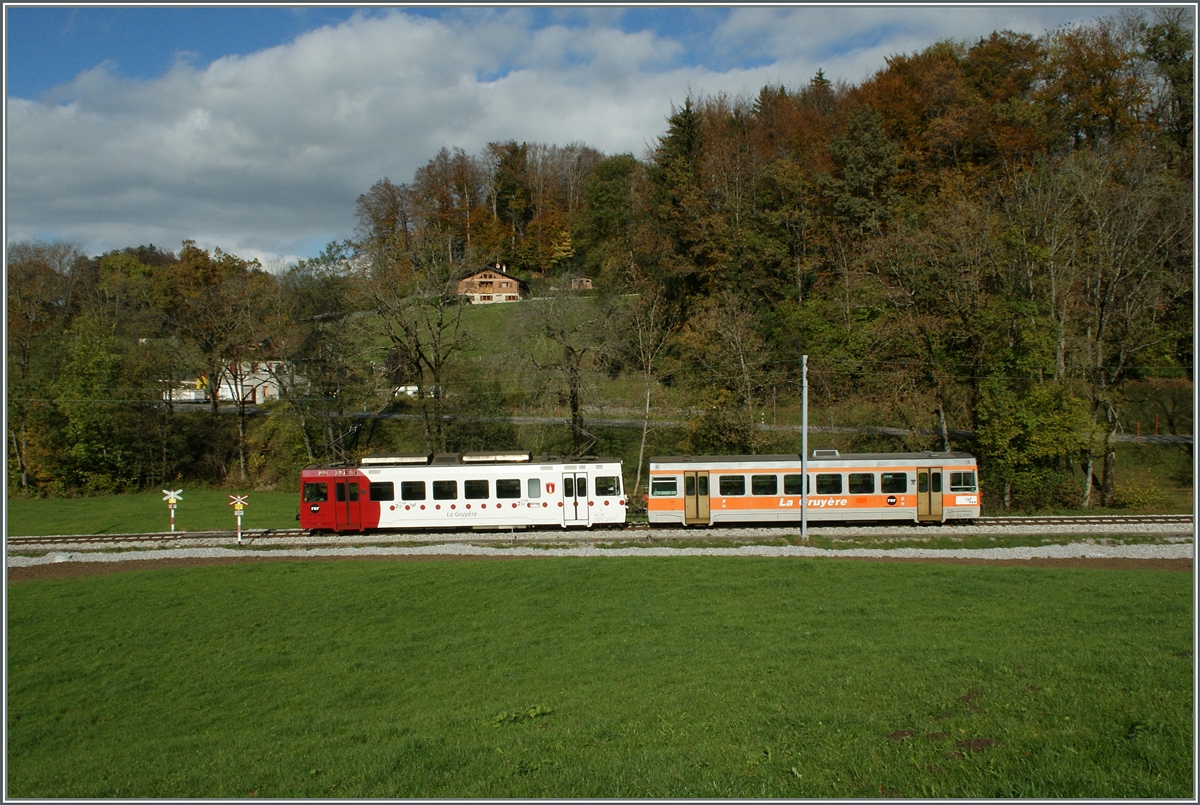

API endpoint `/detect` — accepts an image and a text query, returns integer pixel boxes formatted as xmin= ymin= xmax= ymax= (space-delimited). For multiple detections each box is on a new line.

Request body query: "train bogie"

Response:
xmin=646 ymin=451 xmax=980 ymax=526
xmin=299 ymin=452 xmax=626 ymax=533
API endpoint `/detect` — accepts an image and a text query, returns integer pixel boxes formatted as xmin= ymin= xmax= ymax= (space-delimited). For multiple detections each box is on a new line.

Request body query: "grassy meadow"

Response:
xmin=7 ymin=557 xmax=1193 ymax=798
xmin=5 ymin=488 xmax=302 ymax=536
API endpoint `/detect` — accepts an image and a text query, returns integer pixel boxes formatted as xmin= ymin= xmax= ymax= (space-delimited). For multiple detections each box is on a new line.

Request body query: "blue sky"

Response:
xmin=5 ymin=5 xmax=1126 ymax=266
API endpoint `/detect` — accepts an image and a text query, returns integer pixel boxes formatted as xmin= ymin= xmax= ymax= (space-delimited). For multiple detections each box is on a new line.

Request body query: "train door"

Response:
xmin=917 ymin=468 xmax=943 ymax=522
xmin=334 ymin=477 xmax=362 ymax=531
xmin=684 ymin=471 xmax=710 ymax=525
xmin=562 ymin=473 xmax=590 ymax=526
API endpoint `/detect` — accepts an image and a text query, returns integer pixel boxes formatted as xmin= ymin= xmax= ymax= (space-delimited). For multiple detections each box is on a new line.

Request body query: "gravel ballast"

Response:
xmin=7 ymin=539 xmax=1194 ymax=568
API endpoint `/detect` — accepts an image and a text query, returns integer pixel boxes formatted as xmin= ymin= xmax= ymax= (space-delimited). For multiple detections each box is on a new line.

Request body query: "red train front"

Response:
xmin=298 ymin=466 xmax=381 ymax=533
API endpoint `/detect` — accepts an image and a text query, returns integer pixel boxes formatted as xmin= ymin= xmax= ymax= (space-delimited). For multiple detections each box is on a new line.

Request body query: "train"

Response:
xmin=299 ymin=451 xmax=627 ymax=532
xmin=297 ymin=449 xmax=980 ymax=533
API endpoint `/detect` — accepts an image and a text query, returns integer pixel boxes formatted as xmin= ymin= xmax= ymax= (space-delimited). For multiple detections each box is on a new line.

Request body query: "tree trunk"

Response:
xmin=1082 ymin=453 xmax=1094 ymax=509
xmin=1101 ymin=430 xmax=1118 ymax=508
xmin=936 ymin=401 xmax=951 ymax=452
xmin=11 ymin=428 xmax=28 ymax=489
xmin=634 ymin=383 xmax=652 ymax=499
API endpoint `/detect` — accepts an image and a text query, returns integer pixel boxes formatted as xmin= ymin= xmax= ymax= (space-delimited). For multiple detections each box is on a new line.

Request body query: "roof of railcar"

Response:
xmin=649 ymin=452 xmax=976 ymax=465
xmin=302 ymin=453 xmax=622 ymax=471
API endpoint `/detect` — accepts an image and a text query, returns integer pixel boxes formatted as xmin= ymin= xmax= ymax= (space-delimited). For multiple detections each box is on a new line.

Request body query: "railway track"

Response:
xmin=7 ymin=514 xmax=1193 ymax=548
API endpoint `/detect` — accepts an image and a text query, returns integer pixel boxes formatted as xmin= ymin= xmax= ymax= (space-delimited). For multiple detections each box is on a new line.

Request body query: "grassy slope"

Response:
xmin=7 ymin=558 xmax=1192 ymax=798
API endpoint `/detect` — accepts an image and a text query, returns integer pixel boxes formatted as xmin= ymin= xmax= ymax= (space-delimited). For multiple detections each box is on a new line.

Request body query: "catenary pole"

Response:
xmin=801 ymin=355 xmax=808 ymax=540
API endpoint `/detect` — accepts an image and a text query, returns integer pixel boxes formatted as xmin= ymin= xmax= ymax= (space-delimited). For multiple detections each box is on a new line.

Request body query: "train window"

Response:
xmin=918 ymin=472 xmax=928 ymax=493
xmin=303 ymin=482 xmax=327 ymax=502
xmin=880 ymin=473 xmax=907 ymax=493
xmin=931 ymin=472 xmax=942 ymax=493
xmin=751 ymin=474 xmax=778 ymax=495
xmin=336 ymin=483 xmax=346 ymax=502
xmin=650 ymin=477 xmax=678 ymax=496
xmin=596 ymin=476 xmax=620 ymax=496
xmin=465 ymin=479 xmax=489 ymax=499
xmin=433 ymin=480 xmax=457 ymax=500
xmin=527 ymin=478 xmax=541 ymax=498
xmin=698 ymin=475 xmax=708 ymax=496
xmin=949 ymin=471 xmax=975 ymax=492
xmin=685 ymin=475 xmax=695 ymax=496
xmin=815 ymin=474 xmax=842 ymax=495
xmin=719 ymin=475 xmax=746 ymax=496
xmin=783 ymin=474 xmax=803 ymax=495
xmin=576 ymin=477 xmax=587 ymax=496
xmin=848 ymin=473 xmax=874 ymax=494
xmin=563 ymin=477 xmax=575 ymax=497
xmin=401 ymin=481 xmax=426 ymax=501
xmin=497 ymin=479 xmax=522 ymax=498
xmin=370 ymin=482 xmax=395 ymax=501
xmin=348 ymin=482 xmax=360 ymax=502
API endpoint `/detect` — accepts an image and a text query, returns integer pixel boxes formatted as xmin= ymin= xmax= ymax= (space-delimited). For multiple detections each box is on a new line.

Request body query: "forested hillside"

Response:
xmin=7 ymin=11 xmax=1192 ymax=511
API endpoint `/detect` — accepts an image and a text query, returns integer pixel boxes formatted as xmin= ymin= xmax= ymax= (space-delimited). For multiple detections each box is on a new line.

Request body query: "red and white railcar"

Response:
xmin=647 ymin=451 xmax=980 ymax=526
xmin=299 ymin=452 xmax=626 ymax=533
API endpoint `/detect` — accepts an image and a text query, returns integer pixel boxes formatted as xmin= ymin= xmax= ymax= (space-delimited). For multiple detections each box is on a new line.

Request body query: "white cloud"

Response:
xmin=5 ymin=6 xmax=1123 ymax=265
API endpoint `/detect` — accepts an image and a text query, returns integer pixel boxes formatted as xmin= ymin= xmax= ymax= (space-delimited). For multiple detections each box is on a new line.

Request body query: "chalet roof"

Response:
xmin=458 ymin=265 xmax=523 ymax=282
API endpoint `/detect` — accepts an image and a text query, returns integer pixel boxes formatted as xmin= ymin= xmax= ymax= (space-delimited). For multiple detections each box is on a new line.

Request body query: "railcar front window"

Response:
xmin=465 ymin=479 xmax=489 ymax=499
xmin=650 ymin=477 xmax=678 ymax=496
xmin=949 ymin=471 xmax=976 ymax=492
xmin=880 ymin=473 xmax=907 ymax=493
xmin=401 ymin=481 xmax=426 ymax=501
xmin=751 ymin=474 xmax=778 ymax=495
xmin=848 ymin=473 xmax=874 ymax=494
xmin=595 ymin=476 xmax=620 ymax=496
xmin=369 ymin=482 xmax=395 ymax=501
xmin=816 ymin=474 xmax=842 ymax=495
xmin=719 ymin=475 xmax=746 ymax=496
xmin=433 ymin=480 xmax=457 ymax=500
xmin=496 ymin=479 xmax=521 ymax=498
xmin=303 ymin=482 xmax=327 ymax=502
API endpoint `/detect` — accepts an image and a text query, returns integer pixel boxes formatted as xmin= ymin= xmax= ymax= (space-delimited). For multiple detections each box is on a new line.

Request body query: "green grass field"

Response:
xmin=7 ymin=558 xmax=1192 ymax=798
xmin=5 ymin=488 xmax=301 ymax=536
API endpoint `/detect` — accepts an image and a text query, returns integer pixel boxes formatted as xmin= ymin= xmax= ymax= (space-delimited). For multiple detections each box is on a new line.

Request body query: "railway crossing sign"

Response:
xmin=228 ymin=494 xmax=249 ymax=544
xmin=162 ymin=489 xmax=183 ymax=532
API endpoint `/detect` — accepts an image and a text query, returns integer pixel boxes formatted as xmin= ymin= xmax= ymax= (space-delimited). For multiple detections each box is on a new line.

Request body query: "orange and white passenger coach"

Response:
xmin=646 ymin=450 xmax=980 ymax=526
